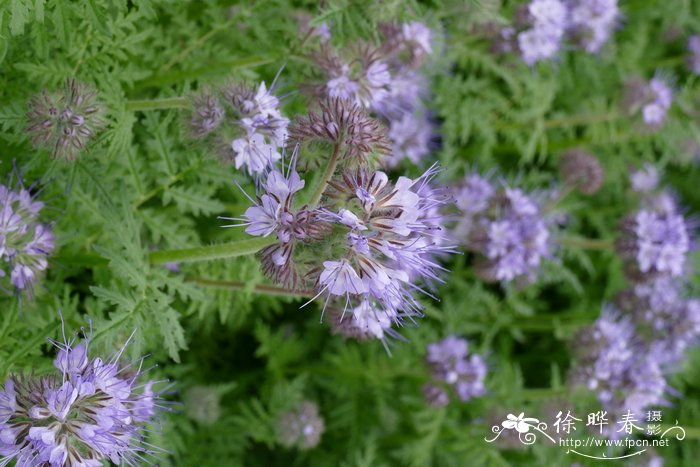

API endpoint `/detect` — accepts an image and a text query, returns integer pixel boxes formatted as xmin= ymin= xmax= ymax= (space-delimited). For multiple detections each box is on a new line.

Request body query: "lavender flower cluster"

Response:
xmin=489 ymin=0 xmax=619 ymax=64
xmin=232 ymin=148 xmax=455 ymax=344
xmin=308 ymin=21 xmax=436 ymax=166
xmin=623 ymin=77 xmax=674 ymax=128
xmin=422 ymin=336 xmax=487 ymax=406
xmin=0 ymin=183 xmax=54 ymax=293
xmin=188 ymin=81 xmax=289 ymax=176
xmin=570 ymin=168 xmax=699 ymax=436
xmin=454 ymin=173 xmax=552 ymax=283
xmin=0 ymin=327 xmax=162 ymax=466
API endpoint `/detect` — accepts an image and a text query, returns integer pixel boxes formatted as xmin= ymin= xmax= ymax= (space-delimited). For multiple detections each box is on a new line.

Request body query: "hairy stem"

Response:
xmin=125 ymin=97 xmax=190 ymax=112
xmin=187 ymin=276 xmax=314 ymax=298
xmin=308 ymin=142 xmax=343 ymax=207
xmin=558 ymin=236 xmax=614 ymax=251
xmin=149 ymin=236 xmax=277 ymax=265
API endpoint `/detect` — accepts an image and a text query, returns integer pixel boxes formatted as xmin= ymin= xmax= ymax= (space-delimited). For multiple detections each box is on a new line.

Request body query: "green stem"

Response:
xmin=308 ymin=142 xmax=342 ymax=207
xmin=187 ymin=276 xmax=313 ymax=298
xmin=149 ymin=236 xmax=276 ymax=265
xmin=125 ymin=97 xmax=189 ymax=112
xmin=558 ymin=236 xmax=614 ymax=251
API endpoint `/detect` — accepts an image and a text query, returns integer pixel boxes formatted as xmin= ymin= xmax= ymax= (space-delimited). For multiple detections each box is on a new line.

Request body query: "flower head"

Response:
xmin=630 ymin=163 xmax=660 ymax=193
xmin=288 ymin=98 xmax=391 ymax=164
xmin=623 ymin=77 xmax=673 ymax=129
xmin=457 ymin=177 xmax=552 ymax=283
xmin=424 ymin=336 xmax=487 ymax=405
xmin=569 ymin=309 xmax=668 ymax=422
xmin=517 ymin=0 xmax=568 ymax=65
xmin=688 ymin=35 xmax=700 ymax=75
xmin=189 ymin=91 xmax=225 ymax=137
xmin=0 ymin=322 xmax=165 ymax=466
xmin=567 ymin=0 xmax=619 ymax=53
xmin=0 ymin=183 xmax=54 ymax=293
xmin=277 ymin=401 xmax=325 ymax=450
xmin=559 ymin=149 xmax=605 ymax=195
xmin=616 ymin=198 xmax=690 ymax=280
xmin=26 ymin=79 xmax=104 ymax=160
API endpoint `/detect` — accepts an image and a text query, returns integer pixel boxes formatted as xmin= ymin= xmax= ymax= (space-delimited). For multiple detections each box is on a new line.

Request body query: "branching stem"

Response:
xmin=125 ymin=97 xmax=190 ymax=111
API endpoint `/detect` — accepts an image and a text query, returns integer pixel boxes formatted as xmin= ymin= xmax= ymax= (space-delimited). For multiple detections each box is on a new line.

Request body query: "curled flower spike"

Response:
xmin=558 ymin=149 xmax=604 ymax=195
xmin=220 ymin=157 xmax=330 ymax=289
xmin=0 ymin=182 xmax=54 ymax=293
xmin=616 ymin=193 xmax=690 ymax=281
xmin=568 ymin=308 xmax=670 ymax=439
xmin=623 ymin=77 xmax=673 ymax=129
xmin=307 ymin=21 xmax=437 ymax=166
xmin=277 ymin=401 xmax=325 ymax=450
xmin=288 ymin=98 xmax=391 ymax=164
xmin=688 ymin=35 xmax=700 ymax=75
xmin=0 ymin=320 xmax=168 ymax=466
xmin=423 ymin=336 xmax=487 ymax=406
xmin=516 ymin=0 xmax=568 ymax=65
xmin=188 ymin=91 xmax=225 ymax=137
xmin=26 ymin=79 xmax=104 ymax=160
xmin=185 ymin=79 xmax=289 ymax=177
xmin=230 ymin=158 xmax=455 ymax=341
xmin=455 ymin=174 xmax=552 ymax=284
xmin=567 ymin=0 xmax=619 ymax=54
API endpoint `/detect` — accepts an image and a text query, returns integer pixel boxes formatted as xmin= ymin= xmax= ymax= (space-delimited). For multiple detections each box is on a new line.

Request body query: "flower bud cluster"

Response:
xmin=1 ymin=183 xmax=54 ymax=293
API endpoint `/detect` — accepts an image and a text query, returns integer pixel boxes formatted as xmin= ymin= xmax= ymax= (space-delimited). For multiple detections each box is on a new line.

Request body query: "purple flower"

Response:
xmin=624 ymin=77 xmax=673 ymax=128
xmin=458 ymin=179 xmax=552 ymax=283
xmin=567 ymin=0 xmax=619 ymax=53
xmin=517 ymin=0 xmax=568 ymax=64
xmin=0 ymin=322 xmax=165 ymax=466
xmin=630 ymin=163 xmax=660 ymax=193
xmin=225 ymin=164 xmax=330 ymax=288
xmin=0 ymin=184 xmax=55 ymax=293
xmin=688 ymin=35 xmax=700 ymax=75
xmin=312 ymin=165 xmax=455 ymax=324
xmin=569 ymin=310 xmax=667 ymax=419
xmin=424 ymin=336 xmax=487 ymax=404
xmin=230 ymin=133 xmax=282 ymax=176
xmin=616 ymin=201 xmax=690 ymax=280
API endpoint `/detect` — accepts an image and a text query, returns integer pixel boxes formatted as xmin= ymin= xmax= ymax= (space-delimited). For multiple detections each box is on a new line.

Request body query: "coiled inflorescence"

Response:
xmin=307 ymin=21 xmax=436 ymax=166
xmin=228 ymin=149 xmax=455 ymax=343
xmin=0 ymin=325 xmax=165 ymax=466
xmin=558 ymin=149 xmax=605 ymax=195
xmin=26 ymin=80 xmax=104 ymax=161
xmin=623 ymin=77 xmax=673 ymax=129
xmin=187 ymin=81 xmax=289 ymax=177
xmin=455 ymin=173 xmax=551 ymax=284
xmin=0 ymin=183 xmax=54 ymax=293
xmin=423 ymin=336 xmax=487 ymax=406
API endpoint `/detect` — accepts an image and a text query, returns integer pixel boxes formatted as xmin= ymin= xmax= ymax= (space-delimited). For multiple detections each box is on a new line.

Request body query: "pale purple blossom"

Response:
xmin=630 ymin=163 xmax=659 ymax=193
xmin=424 ymin=336 xmax=487 ymax=405
xmin=688 ymin=35 xmax=700 ymax=75
xmin=0 ymin=323 xmax=165 ymax=466
xmin=0 ymin=184 xmax=55 ymax=293
xmin=517 ymin=0 xmax=568 ymax=65
xmin=616 ymin=200 xmax=690 ymax=280
xmin=567 ymin=0 xmax=619 ymax=53
xmin=458 ymin=179 xmax=552 ymax=283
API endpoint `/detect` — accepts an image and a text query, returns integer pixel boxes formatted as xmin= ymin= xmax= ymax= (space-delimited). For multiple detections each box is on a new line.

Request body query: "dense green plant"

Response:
xmin=2 ymin=0 xmax=700 ymax=465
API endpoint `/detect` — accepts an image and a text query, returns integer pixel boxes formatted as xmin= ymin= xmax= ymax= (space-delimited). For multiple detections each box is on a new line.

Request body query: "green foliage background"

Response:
xmin=2 ymin=0 xmax=700 ymax=465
